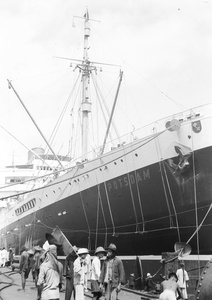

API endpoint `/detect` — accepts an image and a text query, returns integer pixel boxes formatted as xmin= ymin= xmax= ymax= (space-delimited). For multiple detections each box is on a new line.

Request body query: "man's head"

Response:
xmin=95 ymin=246 xmax=106 ymax=259
xmin=168 ymin=272 xmax=178 ymax=282
xmin=49 ymin=244 xmax=57 ymax=257
xmin=106 ymin=243 xmax=117 ymax=258
xmin=78 ymin=248 xmax=89 ymax=259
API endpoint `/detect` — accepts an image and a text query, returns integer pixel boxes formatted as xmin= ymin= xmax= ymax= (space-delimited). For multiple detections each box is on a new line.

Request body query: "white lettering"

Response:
xmin=143 ymin=169 xmax=150 ymax=180
xmin=107 ymin=183 xmax=112 ymax=192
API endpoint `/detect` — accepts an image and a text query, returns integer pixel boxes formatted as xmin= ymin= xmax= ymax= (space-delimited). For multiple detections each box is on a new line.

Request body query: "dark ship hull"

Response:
xmin=1 ymin=107 xmax=212 ymax=255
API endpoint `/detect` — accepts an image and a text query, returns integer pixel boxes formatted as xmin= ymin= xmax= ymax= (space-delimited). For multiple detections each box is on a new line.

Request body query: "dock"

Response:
xmin=0 ymin=266 xmax=152 ymax=300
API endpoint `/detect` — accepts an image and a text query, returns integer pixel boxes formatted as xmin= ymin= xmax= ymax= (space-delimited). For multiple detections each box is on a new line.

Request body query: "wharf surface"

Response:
xmin=0 ymin=266 xmax=149 ymax=300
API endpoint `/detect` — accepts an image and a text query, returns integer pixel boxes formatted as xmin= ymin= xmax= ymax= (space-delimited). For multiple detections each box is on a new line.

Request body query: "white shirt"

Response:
xmin=74 ymin=257 xmax=85 ymax=285
xmin=91 ymin=256 xmax=101 ymax=280
xmin=176 ymin=268 xmax=189 ymax=288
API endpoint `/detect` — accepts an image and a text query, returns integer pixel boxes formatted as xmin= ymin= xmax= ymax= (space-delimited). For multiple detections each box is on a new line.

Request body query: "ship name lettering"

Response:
xmin=107 ymin=168 xmax=150 ymax=191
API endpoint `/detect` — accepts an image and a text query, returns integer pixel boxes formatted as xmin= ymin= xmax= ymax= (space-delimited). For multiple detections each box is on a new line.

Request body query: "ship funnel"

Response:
xmin=174 ymin=242 xmax=191 ymax=258
xmin=28 ymin=147 xmax=45 ymax=162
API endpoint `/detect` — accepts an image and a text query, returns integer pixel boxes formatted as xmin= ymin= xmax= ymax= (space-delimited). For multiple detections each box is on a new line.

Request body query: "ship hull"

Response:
xmin=1 ymin=146 xmax=212 ymax=256
xmin=1 ymin=105 xmax=212 ymax=255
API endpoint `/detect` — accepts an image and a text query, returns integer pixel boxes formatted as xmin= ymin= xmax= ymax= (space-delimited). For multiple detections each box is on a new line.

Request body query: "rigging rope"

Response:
xmin=91 ymin=72 xmax=120 ymax=141
xmin=134 ymin=170 xmax=145 ymax=232
xmin=187 ymin=203 xmax=212 ymax=244
xmin=79 ymin=189 xmax=91 ymax=250
xmin=191 ymin=123 xmax=201 ymax=279
xmin=127 ymin=172 xmax=140 ymax=233
xmin=162 ymin=161 xmax=181 ymax=241
xmin=46 ymin=72 xmax=81 ymax=155
xmin=97 ymin=183 xmax=109 ymax=248
xmin=95 ymin=185 xmax=100 ymax=249
xmin=104 ymin=182 xmax=116 ymax=237
xmin=153 ymin=127 xmax=174 ymax=229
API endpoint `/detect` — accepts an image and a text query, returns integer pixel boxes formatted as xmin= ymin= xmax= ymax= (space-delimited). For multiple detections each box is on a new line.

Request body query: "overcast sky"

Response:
xmin=0 ymin=0 xmax=212 ymax=166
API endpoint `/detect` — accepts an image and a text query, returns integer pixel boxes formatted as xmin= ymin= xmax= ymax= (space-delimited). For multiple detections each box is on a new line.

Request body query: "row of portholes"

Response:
xmin=100 ymin=153 xmax=139 ymax=170
xmin=41 ymin=186 xmax=62 ymax=199
xmin=43 ymin=152 xmax=139 ymax=194
xmin=69 ymin=174 xmax=89 ymax=185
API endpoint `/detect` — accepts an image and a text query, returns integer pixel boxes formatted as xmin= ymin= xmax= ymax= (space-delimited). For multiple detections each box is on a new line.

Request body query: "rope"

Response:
xmin=104 ymin=182 xmax=116 ymax=236
xmin=98 ymin=184 xmax=108 ymax=248
xmin=134 ymin=170 xmax=145 ymax=232
xmin=127 ymin=172 xmax=140 ymax=232
xmin=187 ymin=203 xmax=212 ymax=244
xmin=190 ymin=126 xmax=201 ymax=279
xmin=162 ymin=161 xmax=181 ymax=241
xmin=153 ymin=127 xmax=174 ymax=229
xmin=94 ymin=185 xmax=100 ymax=249
xmin=47 ymin=72 xmax=81 ymax=152
xmin=79 ymin=190 xmax=91 ymax=250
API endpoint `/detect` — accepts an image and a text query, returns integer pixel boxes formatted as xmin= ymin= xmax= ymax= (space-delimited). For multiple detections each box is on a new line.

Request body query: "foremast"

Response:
xmin=80 ymin=10 xmax=94 ymax=161
xmin=74 ymin=9 xmax=121 ymax=161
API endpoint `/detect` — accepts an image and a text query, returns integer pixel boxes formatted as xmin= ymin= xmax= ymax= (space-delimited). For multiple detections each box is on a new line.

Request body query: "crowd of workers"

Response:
xmin=0 ymin=244 xmax=189 ymax=300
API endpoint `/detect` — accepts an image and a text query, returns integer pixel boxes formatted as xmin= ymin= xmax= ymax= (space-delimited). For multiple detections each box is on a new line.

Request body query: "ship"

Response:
xmin=0 ymin=10 xmax=212 ymax=256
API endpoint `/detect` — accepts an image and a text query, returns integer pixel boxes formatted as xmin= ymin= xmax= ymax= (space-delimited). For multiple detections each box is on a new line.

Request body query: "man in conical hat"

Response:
xmin=90 ymin=246 xmax=106 ymax=300
xmin=73 ymin=248 xmax=89 ymax=300
xmin=99 ymin=243 xmax=125 ymax=300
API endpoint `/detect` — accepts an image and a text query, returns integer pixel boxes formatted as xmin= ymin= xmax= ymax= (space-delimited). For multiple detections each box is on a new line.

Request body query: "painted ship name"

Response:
xmin=107 ymin=168 xmax=150 ymax=191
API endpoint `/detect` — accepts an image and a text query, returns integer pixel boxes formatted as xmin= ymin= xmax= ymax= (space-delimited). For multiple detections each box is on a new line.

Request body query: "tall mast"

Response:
xmin=81 ymin=10 xmax=92 ymax=161
xmin=56 ymin=10 xmax=120 ymax=160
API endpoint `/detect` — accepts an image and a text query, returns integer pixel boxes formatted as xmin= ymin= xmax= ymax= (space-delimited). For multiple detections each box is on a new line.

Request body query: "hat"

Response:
xmin=34 ymin=245 xmax=42 ymax=252
xmin=28 ymin=249 xmax=34 ymax=255
xmin=9 ymin=248 xmax=12 ymax=251
xmin=78 ymin=248 xmax=89 ymax=255
xmin=147 ymin=273 xmax=152 ymax=277
xmin=95 ymin=246 xmax=106 ymax=255
xmin=106 ymin=243 xmax=117 ymax=253
xmin=49 ymin=244 xmax=57 ymax=256
xmin=130 ymin=273 xmax=135 ymax=277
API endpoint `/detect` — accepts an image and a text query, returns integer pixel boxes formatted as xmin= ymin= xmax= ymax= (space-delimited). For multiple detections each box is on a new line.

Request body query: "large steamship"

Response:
xmin=0 ymin=11 xmax=212 ymax=256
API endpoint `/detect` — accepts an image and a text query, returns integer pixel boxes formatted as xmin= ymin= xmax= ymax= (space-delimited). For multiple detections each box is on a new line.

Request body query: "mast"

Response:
xmin=81 ymin=10 xmax=92 ymax=161
xmin=55 ymin=10 xmax=120 ymax=160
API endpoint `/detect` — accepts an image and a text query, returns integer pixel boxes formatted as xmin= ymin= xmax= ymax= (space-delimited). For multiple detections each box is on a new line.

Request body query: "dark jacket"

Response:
xmin=19 ymin=250 xmax=29 ymax=272
xmin=64 ymin=252 xmax=77 ymax=279
xmin=99 ymin=256 xmax=125 ymax=288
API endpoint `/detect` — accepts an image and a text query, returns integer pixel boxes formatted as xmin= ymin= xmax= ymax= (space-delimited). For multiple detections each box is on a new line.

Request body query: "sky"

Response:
xmin=0 ymin=0 xmax=212 ymax=166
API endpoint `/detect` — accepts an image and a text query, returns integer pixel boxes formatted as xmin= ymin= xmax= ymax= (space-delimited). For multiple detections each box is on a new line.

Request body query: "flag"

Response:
xmin=51 ymin=226 xmax=76 ymax=256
